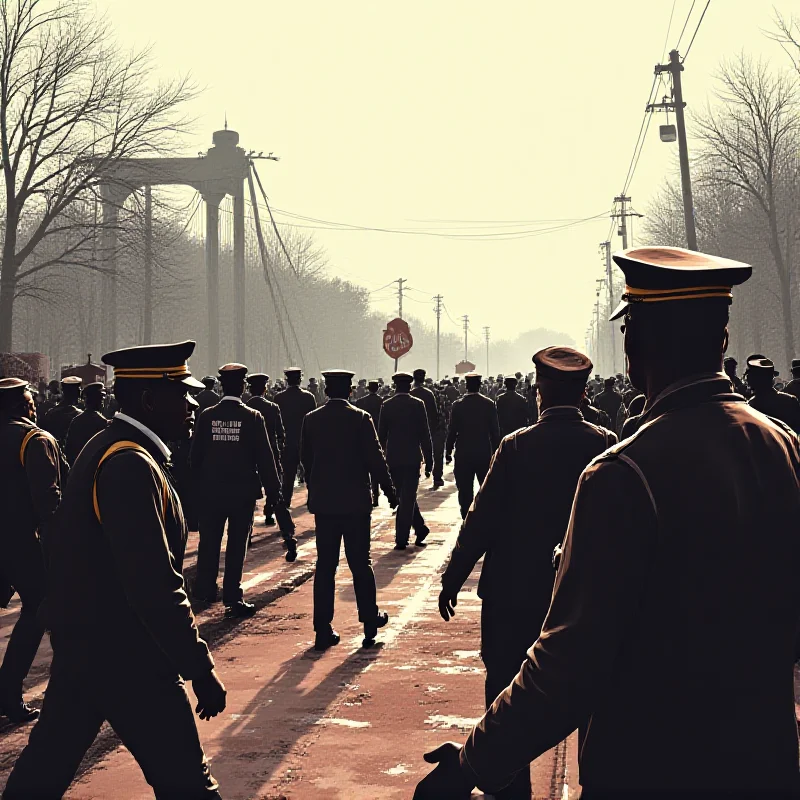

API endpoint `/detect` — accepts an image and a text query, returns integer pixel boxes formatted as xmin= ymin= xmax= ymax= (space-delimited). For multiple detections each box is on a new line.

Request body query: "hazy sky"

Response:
xmin=96 ymin=0 xmax=786 ymax=349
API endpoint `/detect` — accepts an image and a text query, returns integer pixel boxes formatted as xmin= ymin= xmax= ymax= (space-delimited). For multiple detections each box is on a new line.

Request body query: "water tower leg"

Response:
xmin=204 ymin=193 xmax=223 ymax=373
xmin=100 ymin=197 xmax=119 ymax=353
xmin=233 ymin=184 xmax=246 ymax=362
xmin=143 ymin=185 xmax=153 ymax=345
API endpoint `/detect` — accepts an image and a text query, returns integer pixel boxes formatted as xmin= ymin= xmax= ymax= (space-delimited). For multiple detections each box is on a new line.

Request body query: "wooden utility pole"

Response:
xmin=143 ymin=185 xmax=153 ymax=345
xmin=651 ymin=50 xmax=698 ymax=250
xmin=395 ymin=278 xmax=406 ymax=371
xmin=434 ymin=294 xmax=443 ymax=380
xmin=483 ymin=326 xmax=490 ymax=375
xmin=600 ymin=241 xmax=615 ymax=373
xmin=462 ymin=315 xmax=469 ymax=362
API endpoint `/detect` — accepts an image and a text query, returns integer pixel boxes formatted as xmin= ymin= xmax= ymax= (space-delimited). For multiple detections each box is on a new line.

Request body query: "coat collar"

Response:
xmin=639 ymin=372 xmax=741 ymax=426
xmin=112 ymin=414 xmax=171 ymax=462
xmin=539 ymin=406 xmax=583 ymax=422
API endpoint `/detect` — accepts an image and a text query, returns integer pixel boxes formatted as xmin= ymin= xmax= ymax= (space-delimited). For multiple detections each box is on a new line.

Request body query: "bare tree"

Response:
xmin=694 ymin=53 xmax=800 ymax=364
xmin=0 ymin=0 xmax=195 ymax=351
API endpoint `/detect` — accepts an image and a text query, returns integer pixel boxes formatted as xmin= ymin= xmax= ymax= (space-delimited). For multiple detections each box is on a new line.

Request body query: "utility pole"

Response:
xmin=462 ymin=315 xmax=469 ymax=363
xmin=395 ymin=278 xmax=406 ymax=372
xmin=600 ymin=241 xmax=615 ymax=373
xmin=483 ymin=326 xmax=490 ymax=375
xmin=650 ymin=50 xmax=698 ymax=250
xmin=434 ymin=294 xmax=443 ymax=380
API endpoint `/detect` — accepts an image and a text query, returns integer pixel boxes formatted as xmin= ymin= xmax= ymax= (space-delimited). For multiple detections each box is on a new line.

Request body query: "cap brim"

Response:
xmin=609 ymin=300 xmax=628 ymax=321
xmin=177 ymin=375 xmax=205 ymax=389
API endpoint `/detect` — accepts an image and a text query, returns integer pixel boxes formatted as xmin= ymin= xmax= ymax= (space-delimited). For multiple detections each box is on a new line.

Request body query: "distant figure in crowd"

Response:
xmin=300 ymin=370 xmax=397 ymax=650
xmin=438 ymin=346 xmax=615 ymax=799
xmin=195 ymin=376 xmax=220 ymax=414
xmin=5 ymin=341 xmax=226 ymax=799
xmin=192 ymin=364 xmax=296 ymax=617
xmin=64 ymin=382 xmax=109 ymax=465
xmin=414 ymin=246 xmax=800 ymax=800
xmin=446 ymin=373 xmax=501 ymax=519
xmin=592 ymin=376 xmax=622 ymax=426
xmin=723 ymin=356 xmax=748 ymax=396
xmin=355 ymin=379 xmax=384 ymax=505
xmin=274 ymin=367 xmax=317 ymax=507
xmin=782 ymin=359 xmax=800 ymax=401
xmin=41 ymin=375 xmax=82 ymax=448
xmin=378 ymin=372 xmax=433 ymax=549
xmin=495 ymin=375 xmax=530 ymax=438
xmin=0 ymin=379 xmax=63 ymax=724
xmin=619 ymin=393 xmax=647 ymax=439
xmin=745 ymin=356 xmax=800 ymax=433
xmin=246 ymin=373 xmax=286 ymax=527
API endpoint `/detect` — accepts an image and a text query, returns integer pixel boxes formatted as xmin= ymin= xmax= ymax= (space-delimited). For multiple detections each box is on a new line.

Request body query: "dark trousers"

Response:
xmin=481 ymin=603 xmax=545 ymax=800
xmin=313 ymin=514 xmax=378 ymax=631
xmin=0 ymin=531 xmax=46 ymax=700
xmin=370 ymin=474 xmax=380 ymax=504
xmin=389 ymin=465 xmax=425 ymax=545
xmin=281 ymin=446 xmax=301 ymax=507
xmin=195 ymin=498 xmax=256 ymax=606
xmin=453 ymin=457 xmax=491 ymax=518
xmin=432 ymin=429 xmax=446 ymax=482
xmin=4 ymin=651 xmax=219 ymax=799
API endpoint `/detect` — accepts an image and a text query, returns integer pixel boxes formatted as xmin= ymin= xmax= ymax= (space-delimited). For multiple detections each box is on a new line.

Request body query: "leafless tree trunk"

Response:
xmin=0 ymin=0 xmax=195 ymax=351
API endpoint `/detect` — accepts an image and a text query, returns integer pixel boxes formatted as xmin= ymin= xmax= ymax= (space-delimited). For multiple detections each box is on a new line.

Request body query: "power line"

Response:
xmin=682 ymin=0 xmax=711 ymax=62
xmin=661 ymin=0 xmax=677 ymax=61
xmin=675 ymin=0 xmax=696 ymax=51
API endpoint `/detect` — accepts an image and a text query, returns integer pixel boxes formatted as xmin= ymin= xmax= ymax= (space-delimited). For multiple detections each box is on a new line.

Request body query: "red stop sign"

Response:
xmin=383 ymin=317 xmax=413 ymax=359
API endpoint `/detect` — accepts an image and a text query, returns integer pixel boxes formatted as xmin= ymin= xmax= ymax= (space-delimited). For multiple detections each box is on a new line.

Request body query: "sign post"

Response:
xmin=383 ymin=318 xmax=413 ymax=370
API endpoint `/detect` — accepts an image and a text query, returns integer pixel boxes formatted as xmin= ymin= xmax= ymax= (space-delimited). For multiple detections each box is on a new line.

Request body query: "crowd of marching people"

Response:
xmin=3 ymin=246 xmax=800 ymax=798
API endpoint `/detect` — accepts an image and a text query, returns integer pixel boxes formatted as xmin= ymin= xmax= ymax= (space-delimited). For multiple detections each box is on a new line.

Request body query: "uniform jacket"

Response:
xmin=355 ymin=391 xmax=383 ymax=424
xmin=495 ymin=389 xmax=531 ymax=438
xmin=45 ymin=418 xmax=213 ymax=680
xmin=592 ymin=388 xmax=623 ymax=423
xmin=300 ymin=399 xmax=394 ymax=515
xmin=64 ymin=409 xmax=109 ymax=465
xmin=444 ymin=384 xmax=460 ymax=404
xmin=378 ymin=392 xmax=433 ymax=470
xmin=191 ymin=397 xmax=282 ymax=504
xmin=460 ymin=374 xmax=800 ymax=797
xmin=410 ymin=384 xmax=439 ymax=434
xmin=748 ymin=388 xmax=800 ymax=433
xmin=442 ymin=406 xmax=615 ymax=616
xmin=783 ymin=377 xmax=800 ymax=400
xmin=274 ymin=385 xmax=317 ymax=452
xmin=247 ymin=395 xmax=286 ymax=460
xmin=446 ymin=392 xmax=501 ymax=463
xmin=0 ymin=417 xmax=64 ymax=554
xmin=41 ymin=402 xmax=80 ymax=446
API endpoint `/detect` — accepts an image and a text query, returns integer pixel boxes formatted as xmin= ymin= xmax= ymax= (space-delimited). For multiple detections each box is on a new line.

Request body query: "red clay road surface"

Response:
xmin=1 ymin=470 xmax=578 ymax=799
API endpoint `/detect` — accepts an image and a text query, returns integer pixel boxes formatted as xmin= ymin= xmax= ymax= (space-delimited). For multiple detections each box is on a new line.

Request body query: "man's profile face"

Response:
xmin=145 ymin=382 xmax=197 ymax=441
xmin=24 ymin=390 xmax=36 ymax=423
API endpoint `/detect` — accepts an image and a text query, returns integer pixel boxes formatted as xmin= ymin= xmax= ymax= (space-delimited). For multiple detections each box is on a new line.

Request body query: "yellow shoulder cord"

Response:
xmin=19 ymin=428 xmax=55 ymax=466
xmin=92 ymin=441 xmax=168 ymax=524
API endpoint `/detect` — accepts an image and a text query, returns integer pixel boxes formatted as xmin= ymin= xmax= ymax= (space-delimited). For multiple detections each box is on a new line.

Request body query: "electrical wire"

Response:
xmin=662 ymin=0 xmax=677 ymax=61
xmin=682 ymin=0 xmax=711 ymax=62
xmin=675 ymin=0 xmax=696 ymax=51
xmin=620 ymin=73 xmax=661 ymax=197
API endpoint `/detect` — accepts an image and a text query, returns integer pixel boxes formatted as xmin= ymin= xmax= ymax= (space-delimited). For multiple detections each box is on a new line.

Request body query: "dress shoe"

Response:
xmin=285 ymin=541 xmax=298 ymax=562
xmin=264 ymin=515 xmax=276 ymax=527
xmin=0 ymin=699 xmax=39 ymax=724
xmin=314 ymin=629 xmax=341 ymax=651
xmin=414 ymin=526 xmax=430 ymax=546
xmin=363 ymin=611 xmax=389 ymax=647
xmin=224 ymin=600 xmax=256 ymax=618
xmin=191 ymin=585 xmax=218 ymax=604
xmin=433 ymin=479 xmax=445 ymax=488
xmin=394 ymin=542 xmax=407 ymax=551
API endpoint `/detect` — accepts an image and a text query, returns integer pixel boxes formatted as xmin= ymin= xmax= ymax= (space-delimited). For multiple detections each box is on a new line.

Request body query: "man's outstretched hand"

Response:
xmin=413 ymin=742 xmax=475 ymax=799
xmin=438 ymin=588 xmax=458 ymax=621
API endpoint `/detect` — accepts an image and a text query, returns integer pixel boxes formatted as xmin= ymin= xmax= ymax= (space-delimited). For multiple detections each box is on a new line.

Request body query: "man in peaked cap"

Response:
xmin=379 ymin=372 xmax=434 ymax=549
xmin=274 ymin=367 xmax=318 ymax=508
xmin=781 ymin=358 xmax=800 ymax=401
xmin=191 ymin=364 xmax=296 ymax=617
xmin=416 ymin=246 xmax=800 ymax=799
xmin=40 ymin=375 xmax=82 ymax=448
xmin=0 ymin=378 xmax=64 ymax=724
xmin=64 ymin=382 xmax=109 ymax=465
xmin=6 ymin=341 xmax=226 ymax=799
xmin=410 ymin=368 xmax=440 ymax=487
xmin=246 ymin=373 xmax=286 ymax=526
xmin=745 ymin=357 xmax=800 ymax=433
xmin=436 ymin=347 xmax=615 ymax=799
xmin=355 ymin=379 xmax=385 ymax=506
xmin=300 ymin=370 xmax=397 ymax=650
xmin=495 ymin=375 xmax=531 ymax=439
xmin=445 ymin=373 xmax=501 ymax=519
